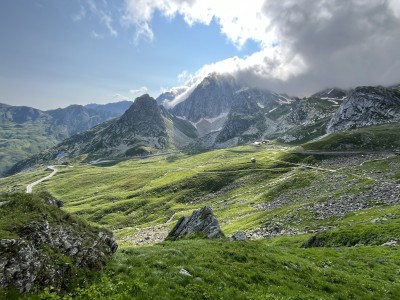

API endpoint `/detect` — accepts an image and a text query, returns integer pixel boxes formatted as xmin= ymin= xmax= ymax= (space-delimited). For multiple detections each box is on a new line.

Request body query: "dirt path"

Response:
xmin=26 ymin=166 xmax=58 ymax=193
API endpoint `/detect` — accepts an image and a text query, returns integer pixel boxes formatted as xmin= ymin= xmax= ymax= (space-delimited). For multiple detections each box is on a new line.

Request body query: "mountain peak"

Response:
xmin=124 ymin=94 xmax=158 ymax=117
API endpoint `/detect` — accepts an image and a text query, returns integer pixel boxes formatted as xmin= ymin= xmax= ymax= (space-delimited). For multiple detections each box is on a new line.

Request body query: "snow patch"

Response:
xmin=278 ymin=95 xmax=294 ymax=104
xmin=196 ymin=112 xmax=229 ymax=126
xmin=257 ymin=102 xmax=265 ymax=108
xmin=234 ymin=87 xmax=250 ymax=94
xmin=269 ymin=107 xmax=278 ymax=113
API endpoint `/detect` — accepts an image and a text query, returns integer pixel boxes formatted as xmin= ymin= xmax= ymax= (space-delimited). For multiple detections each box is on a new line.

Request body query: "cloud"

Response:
xmin=112 ymin=93 xmax=130 ymax=101
xmin=123 ymin=0 xmax=400 ymax=97
xmin=85 ymin=0 xmax=118 ymax=37
xmin=122 ymin=0 xmax=267 ymax=46
xmin=72 ymin=5 xmax=86 ymax=22
xmin=129 ymin=86 xmax=148 ymax=97
xmin=91 ymin=31 xmax=104 ymax=39
xmin=177 ymin=70 xmax=190 ymax=83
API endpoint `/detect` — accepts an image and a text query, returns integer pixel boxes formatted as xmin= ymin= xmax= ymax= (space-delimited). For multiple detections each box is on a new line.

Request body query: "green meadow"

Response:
xmin=1 ymin=143 xmax=399 ymax=299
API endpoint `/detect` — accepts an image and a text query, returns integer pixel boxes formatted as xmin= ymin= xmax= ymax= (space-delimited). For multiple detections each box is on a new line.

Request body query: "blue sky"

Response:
xmin=0 ymin=0 xmax=259 ymax=109
xmin=1 ymin=0 xmax=399 ymax=110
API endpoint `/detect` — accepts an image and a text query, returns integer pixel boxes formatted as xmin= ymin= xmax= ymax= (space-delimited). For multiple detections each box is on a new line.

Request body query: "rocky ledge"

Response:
xmin=0 ymin=193 xmax=118 ymax=293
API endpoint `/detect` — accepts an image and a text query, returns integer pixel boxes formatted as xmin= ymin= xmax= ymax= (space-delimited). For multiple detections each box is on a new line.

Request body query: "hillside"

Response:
xmin=0 ymin=101 xmax=132 ymax=176
xmin=5 ymin=95 xmax=198 ymax=175
xmin=303 ymin=124 xmax=400 ymax=151
xmin=0 ymin=138 xmax=399 ymax=298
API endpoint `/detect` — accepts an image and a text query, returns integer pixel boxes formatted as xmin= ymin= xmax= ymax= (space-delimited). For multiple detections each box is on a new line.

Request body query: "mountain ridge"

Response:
xmin=0 ymin=100 xmax=132 ymax=176
xmin=4 ymin=78 xmax=400 ymax=176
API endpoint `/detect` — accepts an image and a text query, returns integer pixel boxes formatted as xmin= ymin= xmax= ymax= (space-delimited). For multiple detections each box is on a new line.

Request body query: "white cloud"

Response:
xmin=177 ymin=70 xmax=190 ymax=83
xmin=122 ymin=0 xmax=268 ymax=47
xmin=113 ymin=93 xmax=130 ymax=101
xmin=86 ymin=0 xmax=118 ymax=37
xmin=91 ymin=31 xmax=104 ymax=39
xmin=122 ymin=0 xmax=400 ymax=99
xmin=129 ymin=86 xmax=148 ymax=97
xmin=72 ymin=5 xmax=86 ymax=22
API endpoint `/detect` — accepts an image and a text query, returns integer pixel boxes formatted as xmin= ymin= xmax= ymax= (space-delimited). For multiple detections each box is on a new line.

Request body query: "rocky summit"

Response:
xmin=167 ymin=206 xmax=224 ymax=240
xmin=327 ymin=86 xmax=400 ymax=133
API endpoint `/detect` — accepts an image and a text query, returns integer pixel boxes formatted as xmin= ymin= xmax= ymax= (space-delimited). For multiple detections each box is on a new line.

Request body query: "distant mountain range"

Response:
xmin=4 ymin=74 xmax=400 ymax=176
xmin=0 ymin=101 xmax=132 ymax=175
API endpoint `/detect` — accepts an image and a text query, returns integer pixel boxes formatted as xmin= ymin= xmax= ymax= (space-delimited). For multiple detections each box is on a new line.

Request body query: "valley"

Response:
xmin=1 ymin=80 xmax=400 ymax=299
xmin=0 ymin=101 xmax=132 ymax=176
xmin=1 ymin=138 xmax=399 ymax=298
xmin=2 ymin=1 xmax=400 ymax=298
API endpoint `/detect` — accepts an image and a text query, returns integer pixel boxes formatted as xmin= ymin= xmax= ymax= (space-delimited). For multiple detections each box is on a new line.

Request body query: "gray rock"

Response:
xmin=229 ymin=231 xmax=247 ymax=241
xmin=179 ymin=269 xmax=192 ymax=277
xmin=167 ymin=206 xmax=224 ymax=240
xmin=0 ymin=220 xmax=118 ymax=292
xmin=381 ymin=240 xmax=398 ymax=247
xmin=327 ymin=86 xmax=400 ymax=134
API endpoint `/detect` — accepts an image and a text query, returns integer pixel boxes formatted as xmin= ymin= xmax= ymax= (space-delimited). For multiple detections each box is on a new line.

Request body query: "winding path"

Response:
xmin=26 ymin=166 xmax=58 ymax=193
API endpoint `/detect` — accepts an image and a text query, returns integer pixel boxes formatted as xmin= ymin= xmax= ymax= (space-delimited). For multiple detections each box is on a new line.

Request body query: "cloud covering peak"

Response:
xmin=124 ymin=0 xmax=400 ymax=96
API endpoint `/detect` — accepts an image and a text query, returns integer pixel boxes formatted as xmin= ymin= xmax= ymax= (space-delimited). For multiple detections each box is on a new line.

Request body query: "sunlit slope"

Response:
xmin=1 ymin=144 xmax=399 ymax=245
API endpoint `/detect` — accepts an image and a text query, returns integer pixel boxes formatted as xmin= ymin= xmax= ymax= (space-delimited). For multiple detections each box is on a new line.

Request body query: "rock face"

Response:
xmin=0 ymin=194 xmax=118 ymax=293
xmin=172 ymin=73 xmax=239 ymax=123
xmin=0 ymin=223 xmax=117 ymax=293
xmin=99 ymin=94 xmax=169 ymax=152
xmin=327 ymin=86 xmax=400 ymax=133
xmin=167 ymin=206 xmax=224 ymax=240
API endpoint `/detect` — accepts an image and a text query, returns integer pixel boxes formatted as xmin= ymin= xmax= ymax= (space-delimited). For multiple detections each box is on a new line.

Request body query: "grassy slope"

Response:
xmin=0 ymin=122 xmax=59 ymax=175
xmin=303 ymin=124 xmax=400 ymax=151
xmin=1 ymin=143 xmax=400 ymax=299
xmin=18 ymin=238 xmax=398 ymax=300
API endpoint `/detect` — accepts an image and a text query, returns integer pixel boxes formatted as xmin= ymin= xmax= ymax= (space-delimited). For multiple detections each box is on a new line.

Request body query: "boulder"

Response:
xmin=381 ymin=240 xmax=398 ymax=247
xmin=167 ymin=206 xmax=224 ymax=240
xmin=229 ymin=231 xmax=247 ymax=241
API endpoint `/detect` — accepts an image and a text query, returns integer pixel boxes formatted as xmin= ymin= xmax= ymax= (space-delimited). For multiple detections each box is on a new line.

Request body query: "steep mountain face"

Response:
xmin=187 ymin=90 xmax=345 ymax=150
xmin=216 ymin=90 xmax=274 ymax=143
xmin=327 ymin=86 xmax=400 ymax=133
xmin=171 ymin=75 xmax=294 ymax=139
xmin=96 ymin=94 xmax=169 ymax=153
xmin=0 ymin=101 xmax=131 ymax=176
xmin=172 ymin=74 xmax=239 ymax=122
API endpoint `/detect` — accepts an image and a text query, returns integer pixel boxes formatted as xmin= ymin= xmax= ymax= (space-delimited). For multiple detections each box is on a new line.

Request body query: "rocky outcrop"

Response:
xmin=0 ymin=194 xmax=118 ymax=293
xmin=327 ymin=86 xmax=400 ymax=133
xmin=167 ymin=206 xmax=224 ymax=240
xmin=0 ymin=223 xmax=117 ymax=293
